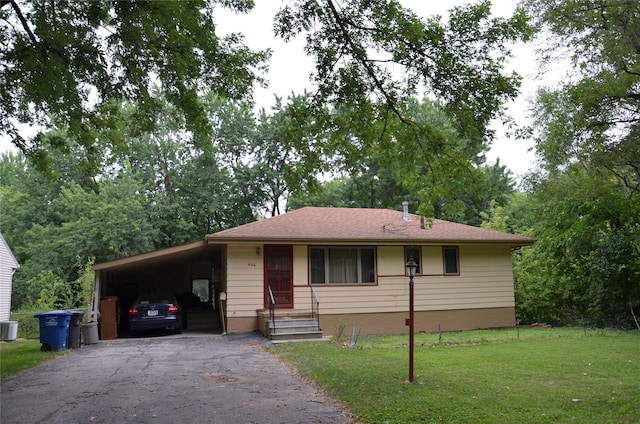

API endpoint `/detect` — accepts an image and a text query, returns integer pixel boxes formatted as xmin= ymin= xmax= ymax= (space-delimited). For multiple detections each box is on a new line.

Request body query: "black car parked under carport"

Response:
xmin=128 ymin=292 xmax=182 ymax=334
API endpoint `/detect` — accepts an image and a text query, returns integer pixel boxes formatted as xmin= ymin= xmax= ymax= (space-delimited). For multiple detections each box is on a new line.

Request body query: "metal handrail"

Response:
xmin=310 ymin=284 xmax=321 ymax=331
xmin=268 ymin=285 xmax=276 ymax=334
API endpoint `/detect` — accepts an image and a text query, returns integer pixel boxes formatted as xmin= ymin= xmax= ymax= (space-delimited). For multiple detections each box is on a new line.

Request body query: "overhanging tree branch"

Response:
xmin=6 ymin=0 xmax=37 ymax=45
xmin=325 ymin=0 xmax=413 ymax=125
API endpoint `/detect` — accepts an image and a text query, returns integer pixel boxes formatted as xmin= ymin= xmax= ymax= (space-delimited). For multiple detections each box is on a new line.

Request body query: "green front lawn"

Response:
xmin=0 ymin=340 xmax=70 ymax=380
xmin=268 ymin=328 xmax=640 ymax=423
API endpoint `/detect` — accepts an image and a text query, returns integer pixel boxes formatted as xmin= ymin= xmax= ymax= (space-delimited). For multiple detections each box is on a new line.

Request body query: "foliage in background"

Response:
xmin=2 ymin=0 xmax=531 ymax=212
xmin=517 ymin=0 xmax=640 ymax=328
xmin=288 ymin=99 xmax=517 ymax=224
xmin=1 ymin=0 xmax=533 ymax=316
xmin=276 ymin=0 xmax=531 ymax=145
xmin=3 ymin=0 xmax=638 ymax=329
xmin=1 ymin=0 xmax=269 ymax=169
xmin=9 ymin=259 xmax=95 ymax=339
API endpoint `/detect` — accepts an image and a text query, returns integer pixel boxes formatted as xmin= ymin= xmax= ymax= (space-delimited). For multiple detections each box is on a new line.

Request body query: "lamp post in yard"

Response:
xmin=406 ymin=255 xmax=418 ymax=382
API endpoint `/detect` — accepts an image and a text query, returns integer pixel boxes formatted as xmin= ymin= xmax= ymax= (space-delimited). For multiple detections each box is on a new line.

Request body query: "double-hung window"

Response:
xmin=443 ymin=246 xmax=459 ymax=275
xmin=310 ymin=247 xmax=376 ymax=284
xmin=405 ymin=247 xmax=421 ymax=275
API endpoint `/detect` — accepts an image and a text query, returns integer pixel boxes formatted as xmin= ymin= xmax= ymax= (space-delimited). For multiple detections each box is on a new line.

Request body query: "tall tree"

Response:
xmin=288 ymin=98 xmax=516 ymax=221
xmin=1 ymin=0 xmax=269 ymax=167
xmin=253 ymin=95 xmax=334 ymax=216
xmin=516 ymin=165 xmax=640 ymax=327
xmin=520 ymin=0 xmax=640 ymax=327
xmin=107 ymin=96 xmax=201 ymax=246
xmin=0 ymin=151 xmax=53 ymax=253
xmin=524 ymin=0 xmax=640 ymax=174
xmin=276 ymin=0 xmax=531 ymax=143
xmin=4 ymin=167 xmax=161 ymax=310
xmin=173 ymin=93 xmax=263 ymax=231
xmin=3 ymin=0 xmax=530 ymax=181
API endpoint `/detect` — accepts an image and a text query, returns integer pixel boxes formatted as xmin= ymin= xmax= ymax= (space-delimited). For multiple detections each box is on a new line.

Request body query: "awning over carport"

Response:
xmin=93 ymin=239 xmax=212 ymax=275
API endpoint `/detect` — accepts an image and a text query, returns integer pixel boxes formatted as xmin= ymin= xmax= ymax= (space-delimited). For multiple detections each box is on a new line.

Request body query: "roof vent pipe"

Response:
xmin=402 ymin=201 xmax=410 ymax=221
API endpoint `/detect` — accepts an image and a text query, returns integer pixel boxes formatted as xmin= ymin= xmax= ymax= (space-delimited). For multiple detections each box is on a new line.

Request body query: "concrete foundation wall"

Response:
xmin=231 ymin=307 xmax=515 ymax=336
xmin=318 ymin=307 xmax=516 ymax=336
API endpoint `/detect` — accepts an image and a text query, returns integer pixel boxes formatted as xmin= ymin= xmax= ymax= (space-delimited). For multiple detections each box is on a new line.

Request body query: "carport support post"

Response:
xmin=91 ymin=272 xmax=101 ymax=322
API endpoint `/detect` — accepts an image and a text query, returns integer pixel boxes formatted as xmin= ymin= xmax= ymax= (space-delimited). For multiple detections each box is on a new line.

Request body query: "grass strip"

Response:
xmin=1 ymin=340 xmax=70 ymax=380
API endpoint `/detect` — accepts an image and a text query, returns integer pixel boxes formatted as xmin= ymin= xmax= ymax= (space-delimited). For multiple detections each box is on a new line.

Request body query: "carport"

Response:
xmin=91 ymin=240 xmax=226 ymax=339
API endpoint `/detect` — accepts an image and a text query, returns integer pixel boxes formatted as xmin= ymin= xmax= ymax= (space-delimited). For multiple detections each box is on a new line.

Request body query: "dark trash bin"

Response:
xmin=34 ymin=310 xmax=73 ymax=351
xmin=68 ymin=311 xmax=84 ymax=349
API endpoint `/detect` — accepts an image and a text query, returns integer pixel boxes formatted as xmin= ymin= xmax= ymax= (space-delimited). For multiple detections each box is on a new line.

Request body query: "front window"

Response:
xmin=405 ymin=247 xmax=421 ymax=275
xmin=310 ymin=247 xmax=376 ymax=284
xmin=443 ymin=247 xmax=459 ymax=275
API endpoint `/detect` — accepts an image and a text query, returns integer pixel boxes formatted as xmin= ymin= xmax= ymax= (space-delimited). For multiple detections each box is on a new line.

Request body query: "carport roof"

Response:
xmin=92 ymin=240 xmax=209 ymax=272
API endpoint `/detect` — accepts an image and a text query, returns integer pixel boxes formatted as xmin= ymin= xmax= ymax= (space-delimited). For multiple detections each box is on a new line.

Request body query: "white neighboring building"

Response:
xmin=0 ymin=232 xmax=19 ymax=322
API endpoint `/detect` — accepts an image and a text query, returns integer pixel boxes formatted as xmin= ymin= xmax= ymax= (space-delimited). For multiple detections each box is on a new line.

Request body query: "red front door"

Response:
xmin=264 ymin=245 xmax=293 ymax=308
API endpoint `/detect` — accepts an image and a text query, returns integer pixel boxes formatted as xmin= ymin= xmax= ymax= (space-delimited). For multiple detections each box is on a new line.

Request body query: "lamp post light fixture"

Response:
xmin=406 ymin=255 xmax=418 ymax=382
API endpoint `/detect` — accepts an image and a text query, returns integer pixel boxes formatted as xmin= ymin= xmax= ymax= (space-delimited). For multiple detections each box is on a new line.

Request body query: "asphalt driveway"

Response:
xmin=1 ymin=332 xmax=352 ymax=424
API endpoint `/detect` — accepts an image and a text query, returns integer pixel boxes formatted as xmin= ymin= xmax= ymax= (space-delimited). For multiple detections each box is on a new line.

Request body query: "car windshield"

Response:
xmin=137 ymin=294 xmax=175 ymax=304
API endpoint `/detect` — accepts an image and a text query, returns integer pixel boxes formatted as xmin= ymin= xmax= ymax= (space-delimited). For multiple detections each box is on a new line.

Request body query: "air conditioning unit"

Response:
xmin=0 ymin=321 xmax=18 ymax=341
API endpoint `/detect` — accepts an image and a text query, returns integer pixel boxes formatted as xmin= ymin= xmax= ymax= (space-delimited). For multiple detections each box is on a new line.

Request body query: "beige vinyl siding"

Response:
xmin=378 ymin=246 xmax=445 ymax=276
xmin=308 ymin=245 xmax=515 ymax=315
xmin=225 ymin=244 xmax=264 ymax=318
xmin=225 ymin=242 xmax=515 ymax=326
xmin=413 ymin=244 xmax=516 ymax=311
xmin=377 ymin=246 xmax=402 ymax=275
xmin=293 ymin=245 xmax=307 ymax=285
xmin=292 ymin=245 xmax=313 ymax=311
xmin=422 ymin=246 xmax=442 ymax=274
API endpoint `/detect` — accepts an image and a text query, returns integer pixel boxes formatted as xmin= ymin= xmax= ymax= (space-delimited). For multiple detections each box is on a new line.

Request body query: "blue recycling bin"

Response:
xmin=34 ymin=310 xmax=73 ymax=351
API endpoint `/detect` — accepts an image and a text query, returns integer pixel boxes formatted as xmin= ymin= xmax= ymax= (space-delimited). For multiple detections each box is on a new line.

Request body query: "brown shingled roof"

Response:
xmin=206 ymin=207 xmax=535 ymax=246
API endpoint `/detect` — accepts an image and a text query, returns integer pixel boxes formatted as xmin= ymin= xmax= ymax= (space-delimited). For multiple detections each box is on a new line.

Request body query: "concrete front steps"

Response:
xmin=268 ymin=317 xmax=324 ymax=342
xmin=257 ymin=309 xmax=326 ymax=342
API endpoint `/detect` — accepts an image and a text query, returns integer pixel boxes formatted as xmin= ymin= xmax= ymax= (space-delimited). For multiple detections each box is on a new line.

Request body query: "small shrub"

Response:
xmin=333 ymin=321 xmax=347 ymax=343
xmin=11 ymin=309 xmax=46 ymax=339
